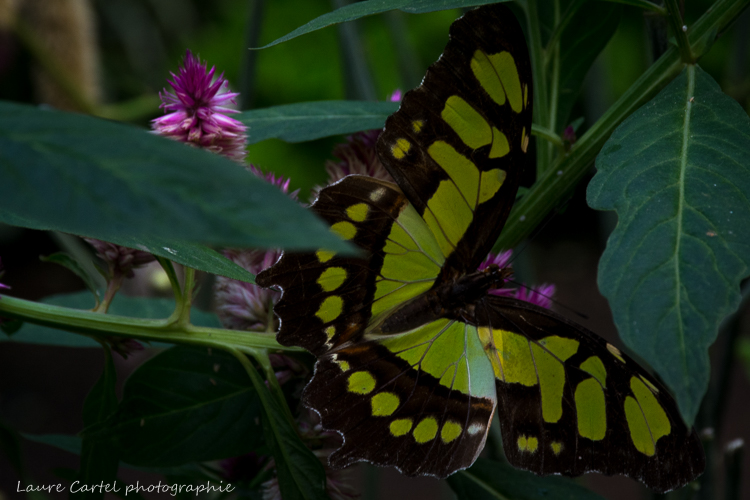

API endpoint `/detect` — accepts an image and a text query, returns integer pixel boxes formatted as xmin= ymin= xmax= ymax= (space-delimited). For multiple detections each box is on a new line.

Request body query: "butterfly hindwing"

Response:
xmin=474 ymin=295 xmax=705 ymax=493
xmin=376 ymin=4 xmax=532 ymax=276
xmin=304 ymin=318 xmax=496 ymax=477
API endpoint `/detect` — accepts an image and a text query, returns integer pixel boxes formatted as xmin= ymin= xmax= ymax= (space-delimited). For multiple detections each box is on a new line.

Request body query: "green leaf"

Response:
xmin=105 ymin=237 xmax=256 ymax=283
xmin=587 ymin=65 xmax=750 ymax=424
xmin=254 ymin=373 xmax=328 ymax=500
xmin=0 ymin=101 xmax=351 ymax=254
xmin=22 ymin=433 xmax=83 ymax=455
xmin=40 ymin=252 xmax=100 ymax=303
xmin=0 ymin=292 xmax=221 ymax=347
xmin=739 ymin=337 xmax=750 ymax=381
xmin=20 ymin=433 xmax=219 ymax=478
xmin=240 ymin=101 xmax=398 ymax=145
xmin=0 ymin=421 xmax=26 ymax=482
xmin=74 ymin=349 xmax=120 ymax=500
xmin=84 ymin=346 xmax=264 ymax=466
xmin=555 ymin=2 xmax=621 ymax=130
xmin=447 ymin=458 xmax=605 ymax=500
xmin=257 ymin=0 xmax=502 ymax=49
xmin=597 ymin=0 xmax=665 ymax=13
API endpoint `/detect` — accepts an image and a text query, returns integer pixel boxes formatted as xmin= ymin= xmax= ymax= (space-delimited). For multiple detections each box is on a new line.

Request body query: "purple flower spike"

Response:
xmin=85 ymin=239 xmax=155 ymax=280
xmin=215 ymin=248 xmax=282 ymax=332
xmin=152 ymin=50 xmax=248 ymax=163
xmin=247 ymin=165 xmax=299 ymax=199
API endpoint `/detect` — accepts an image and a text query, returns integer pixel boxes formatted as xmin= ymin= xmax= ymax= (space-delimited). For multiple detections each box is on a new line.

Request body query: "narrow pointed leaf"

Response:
xmin=40 ymin=252 xmax=101 ymax=302
xmin=0 ymin=101 xmax=351 ymax=254
xmin=255 ymin=377 xmax=328 ymax=500
xmin=587 ymin=66 xmax=750 ymax=424
xmin=239 ymin=101 xmax=397 ymax=145
xmin=447 ymin=458 xmax=605 ymax=500
xmin=598 ymin=0 xmax=664 ymax=13
xmin=74 ymin=349 xmax=120 ymax=500
xmin=256 ymin=0 xmax=502 ymax=49
xmin=84 ymin=346 xmax=264 ymax=466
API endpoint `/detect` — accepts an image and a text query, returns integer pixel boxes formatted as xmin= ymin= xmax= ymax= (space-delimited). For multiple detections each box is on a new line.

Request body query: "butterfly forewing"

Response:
xmin=256 ymin=175 xmax=444 ymax=355
xmin=376 ymin=4 xmax=533 ymax=276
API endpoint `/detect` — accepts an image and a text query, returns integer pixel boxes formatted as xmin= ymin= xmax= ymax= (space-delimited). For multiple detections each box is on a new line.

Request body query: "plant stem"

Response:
xmin=543 ymin=0 xmax=586 ymax=67
xmin=522 ymin=0 xmax=550 ymax=174
xmin=531 ymin=123 xmax=563 ymax=147
xmin=0 ymin=294 xmax=297 ymax=352
xmin=246 ymin=347 xmax=297 ymax=425
xmin=177 ymin=267 xmax=196 ymax=327
xmin=665 ymin=0 xmax=694 ymax=62
xmin=544 ymin=0 xmax=562 ymax=174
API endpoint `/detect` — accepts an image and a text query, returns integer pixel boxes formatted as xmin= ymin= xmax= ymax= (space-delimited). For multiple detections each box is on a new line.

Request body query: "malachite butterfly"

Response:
xmin=256 ymin=3 xmax=705 ymax=493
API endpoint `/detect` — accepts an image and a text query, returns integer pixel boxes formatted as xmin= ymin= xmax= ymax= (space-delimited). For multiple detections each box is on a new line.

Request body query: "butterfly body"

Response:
xmin=375 ymin=264 xmax=510 ymax=335
xmin=257 ymin=3 xmax=704 ymax=493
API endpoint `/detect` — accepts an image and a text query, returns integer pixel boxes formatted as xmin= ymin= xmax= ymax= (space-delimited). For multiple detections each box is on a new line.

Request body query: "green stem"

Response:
xmin=0 ymin=295 xmax=298 ymax=352
xmin=177 ymin=267 xmax=196 ymax=327
xmin=531 ymin=123 xmax=563 ymax=147
xmin=543 ymin=0 xmax=586 ymax=67
xmin=239 ymin=0 xmax=265 ymax=110
xmin=244 ymin=347 xmax=297 ymax=425
xmin=544 ymin=0 xmax=562 ymax=174
xmin=522 ymin=0 xmax=550 ymax=174
xmin=95 ymin=273 xmax=123 ymax=314
xmin=665 ymin=0 xmax=694 ymax=62
xmin=496 ymin=0 xmax=750 ymax=250
xmin=156 ymin=256 xmax=183 ymax=304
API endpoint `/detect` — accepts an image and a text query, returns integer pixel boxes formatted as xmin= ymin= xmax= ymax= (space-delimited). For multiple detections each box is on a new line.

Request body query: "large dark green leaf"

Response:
xmin=0 ymin=101 xmax=351 ymax=253
xmin=0 ymin=292 xmax=221 ymax=347
xmin=74 ymin=349 xmax=120 ymax=500
xmin=240 ymin=101 xmax=398 ymax=145
xmin=257 ymin=0 xmax=502 ymax=49
xmin=587 ymin=66 xmax=750 ymax=424
xmin=447 ymin=458 xmax=605 ymax=500
xmin=84 ymin=346 xmax=263 ymax=466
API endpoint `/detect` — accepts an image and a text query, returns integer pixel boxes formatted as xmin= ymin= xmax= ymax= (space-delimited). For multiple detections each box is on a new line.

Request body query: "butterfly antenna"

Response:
xmin=503 ymin=277 xmax=589 ymax=321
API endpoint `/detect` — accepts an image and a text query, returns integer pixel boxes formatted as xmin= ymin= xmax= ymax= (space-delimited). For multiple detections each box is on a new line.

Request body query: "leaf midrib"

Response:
xmin=674 ymin=65 xmax=696 ymax=380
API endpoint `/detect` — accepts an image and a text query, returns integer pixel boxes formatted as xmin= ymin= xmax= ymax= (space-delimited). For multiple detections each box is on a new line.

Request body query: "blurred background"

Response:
xmin=0 ymin=0 xmax=749 ymax=499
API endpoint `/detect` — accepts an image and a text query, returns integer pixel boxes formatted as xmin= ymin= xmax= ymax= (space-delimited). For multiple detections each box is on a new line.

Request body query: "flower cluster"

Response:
xmin=85 ymin=239 xmax=155 ymax=280
xmin=152 ymin=50 xmax=247 ymax=163
xmin=214 ymin=247 xmax=282 ymax=332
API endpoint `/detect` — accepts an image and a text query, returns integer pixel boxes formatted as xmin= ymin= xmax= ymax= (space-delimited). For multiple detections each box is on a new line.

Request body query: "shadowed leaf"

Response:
xmin=588 ymin=66 xmax=750 ymax=424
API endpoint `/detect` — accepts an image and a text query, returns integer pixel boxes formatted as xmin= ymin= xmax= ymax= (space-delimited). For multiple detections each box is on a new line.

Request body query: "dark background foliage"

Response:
xmin=1 ymin=0 xmax=749 ymax=499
